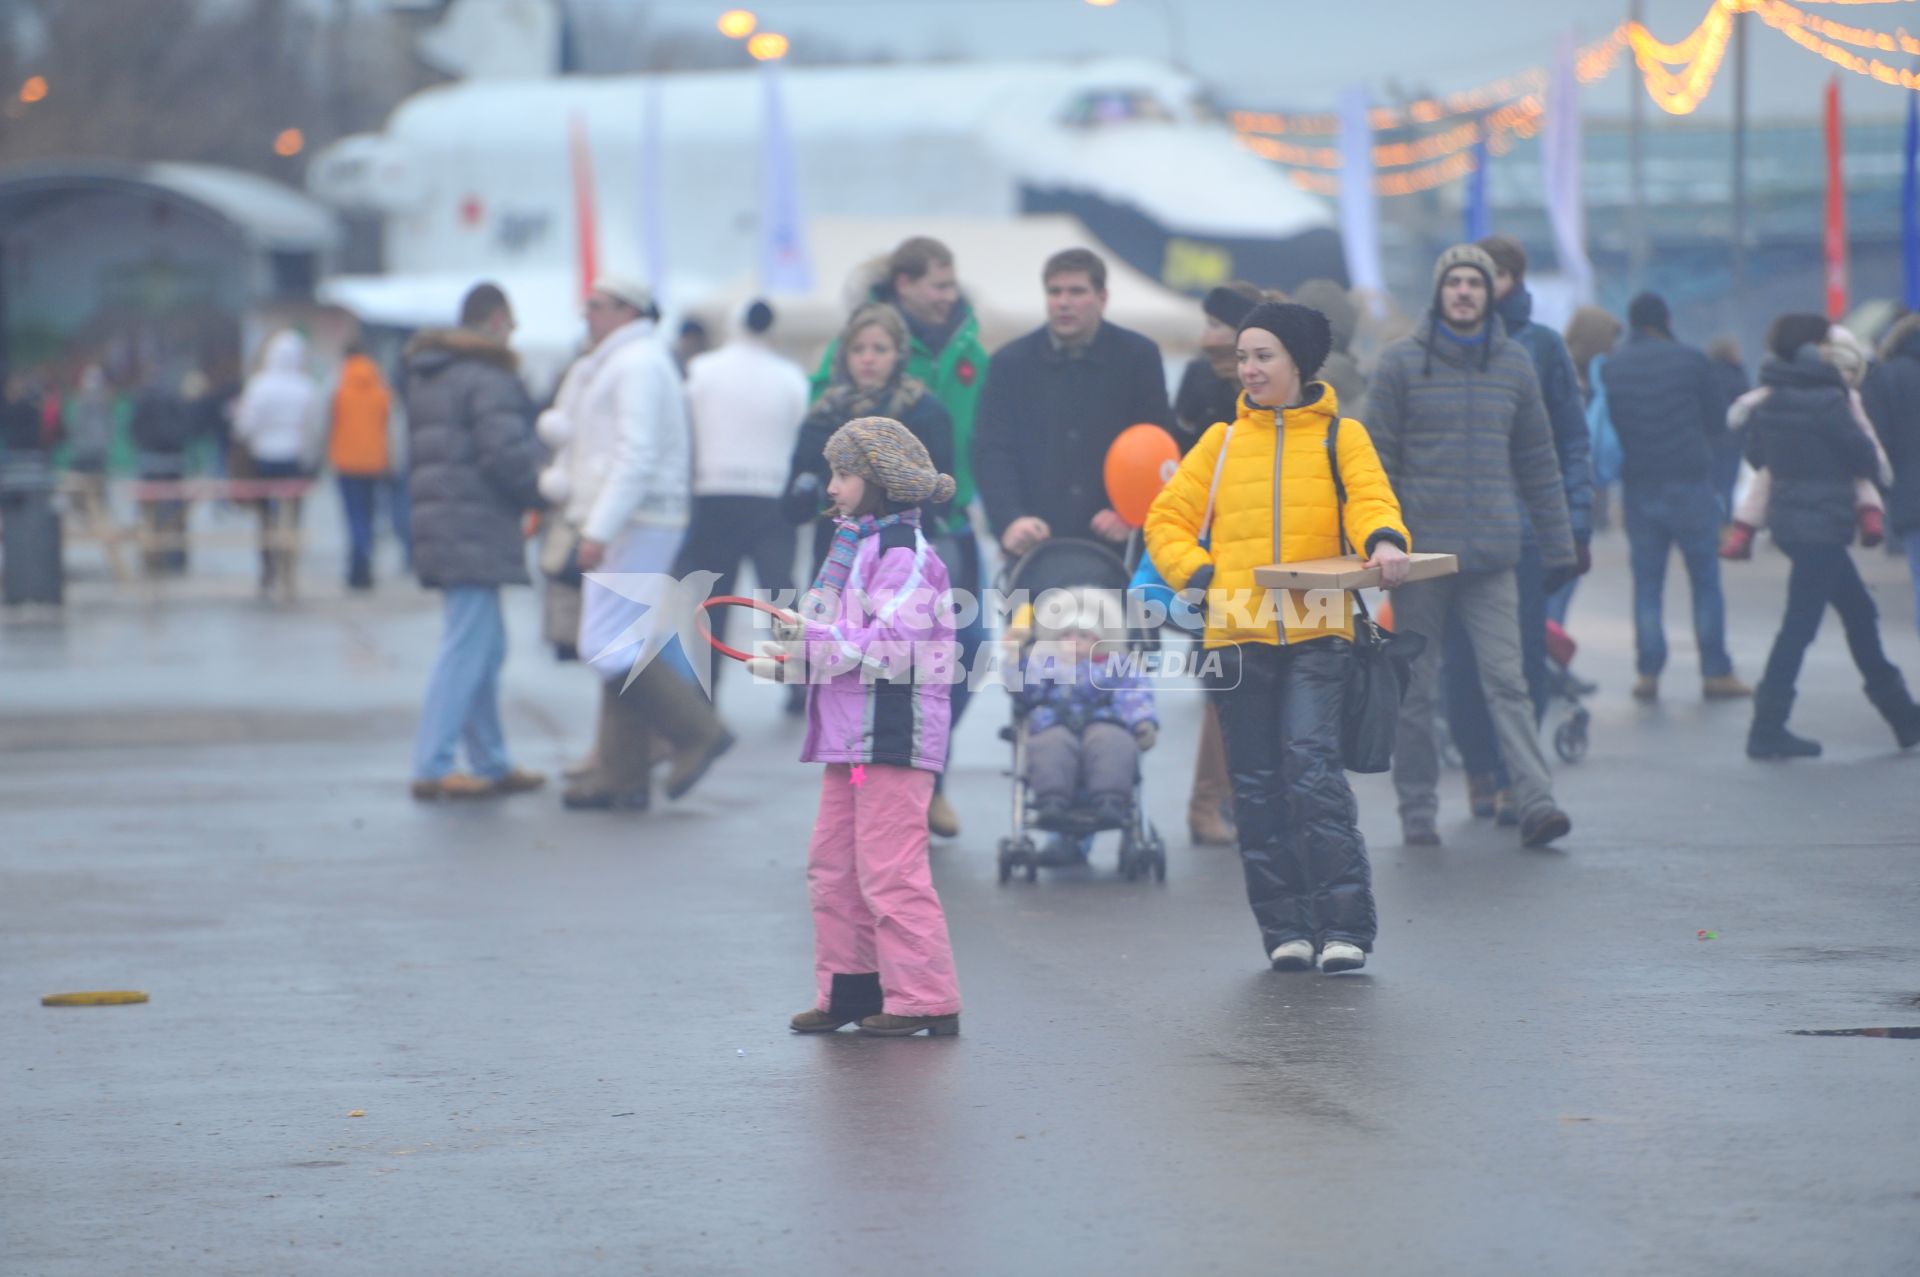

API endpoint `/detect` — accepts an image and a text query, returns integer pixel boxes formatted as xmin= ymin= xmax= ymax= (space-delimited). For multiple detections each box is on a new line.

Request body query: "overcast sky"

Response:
xmin=612 ymin=0 xmax=1920 ymax=122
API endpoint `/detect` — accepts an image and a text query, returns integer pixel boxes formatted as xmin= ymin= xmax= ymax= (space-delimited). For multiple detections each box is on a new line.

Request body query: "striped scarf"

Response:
xmin=802 ymin=507 xmax=920 ymax=622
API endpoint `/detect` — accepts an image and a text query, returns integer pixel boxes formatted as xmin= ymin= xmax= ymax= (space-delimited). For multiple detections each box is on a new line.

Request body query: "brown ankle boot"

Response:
xmin=790 ymin=1008 xmax=857 ymax=1033
xmin=1465 ymin=771 xmax=1499 ymax=819
xmin=858 ymin=1013 xmax=960 ymax=1037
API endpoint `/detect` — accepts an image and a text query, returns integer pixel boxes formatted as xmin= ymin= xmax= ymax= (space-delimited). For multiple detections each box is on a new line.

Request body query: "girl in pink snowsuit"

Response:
xmin=771 ymin=417 xmax=963 ymax=1038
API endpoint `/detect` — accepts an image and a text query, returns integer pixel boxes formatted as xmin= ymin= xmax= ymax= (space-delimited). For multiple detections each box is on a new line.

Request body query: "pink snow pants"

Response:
xmin=808 ymin=763 xmax=962 ymax=1017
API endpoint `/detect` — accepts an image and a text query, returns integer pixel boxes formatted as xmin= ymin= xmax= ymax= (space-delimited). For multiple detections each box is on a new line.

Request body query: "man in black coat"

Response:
xmin=971 ymin=247 xmax=1175 ymax=559
xmin=1599 ymin=292 xmax=1750 ymax=703
xmin=403 ymin=282 xmax=549 ymax=801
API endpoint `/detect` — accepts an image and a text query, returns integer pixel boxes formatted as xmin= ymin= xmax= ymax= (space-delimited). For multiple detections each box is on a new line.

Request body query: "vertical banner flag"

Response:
xmin=1904 ymin=87 xmax=1918 ymax=312
xmin=1337 ymin=86 xmax=1385 ymax=303
xmin=759 ymin=61 xmax=813 ymax=295
xmin=1824 ymin=76 xmax=1848 ymax=321
xmin=641 ymin=78 xmax=668 ymax=306
xmin=568 ymin=111 xmax=599 ymax=303
xmin=1464 ymin=116 xmax=1490 ymax=242
xmin=1543 ymin=29 xmax=1594 ymax=302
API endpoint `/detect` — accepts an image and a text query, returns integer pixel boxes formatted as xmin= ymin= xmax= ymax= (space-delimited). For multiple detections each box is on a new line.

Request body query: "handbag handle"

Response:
xmin=1197 ymin=424 xmax=1233 ymax=539
xmin=1324 ymin=417 xmax=1374 ymax=624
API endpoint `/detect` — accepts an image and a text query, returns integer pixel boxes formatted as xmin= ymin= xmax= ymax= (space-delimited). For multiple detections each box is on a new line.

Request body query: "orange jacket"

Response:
xmin=328 ymin=354 xmax=392 ymax=475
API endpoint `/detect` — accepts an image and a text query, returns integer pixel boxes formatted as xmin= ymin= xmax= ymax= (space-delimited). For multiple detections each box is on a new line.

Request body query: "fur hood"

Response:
xmin=404 ymin=327 xmax=519 ymax=372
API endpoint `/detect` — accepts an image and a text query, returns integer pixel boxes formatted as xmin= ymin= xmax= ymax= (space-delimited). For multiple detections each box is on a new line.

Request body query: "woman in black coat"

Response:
xmin=1744 ymin=313 xmax=1920 ymax=759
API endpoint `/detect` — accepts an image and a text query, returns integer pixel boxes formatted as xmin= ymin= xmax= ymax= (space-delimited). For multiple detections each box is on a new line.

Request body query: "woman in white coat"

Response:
xmin=537 ymin=277 xmax=734 ymax=810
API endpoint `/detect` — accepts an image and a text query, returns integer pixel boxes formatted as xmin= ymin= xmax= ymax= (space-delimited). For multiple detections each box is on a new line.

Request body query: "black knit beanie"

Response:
xmin=1203 ymin=285 xmax=1259 ymax=330
xmin=1238 ymin=302 xmax=1333 ymax=381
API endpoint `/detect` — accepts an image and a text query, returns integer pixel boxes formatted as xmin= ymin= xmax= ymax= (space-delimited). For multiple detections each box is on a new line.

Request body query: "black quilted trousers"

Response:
xmin=1211 ymin=640 xmax=1378 ymax=954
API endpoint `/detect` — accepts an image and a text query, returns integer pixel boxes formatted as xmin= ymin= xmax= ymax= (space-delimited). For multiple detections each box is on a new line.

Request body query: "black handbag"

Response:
xmin=1326 ymin=419 xmax=1425 ymax=773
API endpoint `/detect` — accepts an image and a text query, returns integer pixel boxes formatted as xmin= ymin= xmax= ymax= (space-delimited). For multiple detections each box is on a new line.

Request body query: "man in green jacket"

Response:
xmin=810 ymin=236 xmax=989 ymax=840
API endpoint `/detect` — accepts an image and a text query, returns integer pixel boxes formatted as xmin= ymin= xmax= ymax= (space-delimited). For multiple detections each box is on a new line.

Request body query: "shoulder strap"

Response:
xmin=1325 ymin=417 xmax=1349 ymax=553
xmin=1198 ymin=424 xmax=1234 ymax=538
xmin=1325 ymin=417 xmax=1373 ymax=622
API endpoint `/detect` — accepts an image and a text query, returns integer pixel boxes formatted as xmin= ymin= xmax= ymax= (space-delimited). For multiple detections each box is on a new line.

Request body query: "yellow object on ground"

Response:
xmin=41 ymin=991 xmax=149 ymax=1007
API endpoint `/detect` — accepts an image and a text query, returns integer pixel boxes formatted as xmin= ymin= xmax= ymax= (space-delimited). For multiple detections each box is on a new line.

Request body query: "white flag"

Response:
xmin=641 ymin=78 xmax=668 ymax=305
xmin=1544 ymin=30 xmax=1593 ymax=303
xmin=1337 ymin=87 xmax=1384 ymax=302
xmin=759 ymin=62 xmax=813 ymax=296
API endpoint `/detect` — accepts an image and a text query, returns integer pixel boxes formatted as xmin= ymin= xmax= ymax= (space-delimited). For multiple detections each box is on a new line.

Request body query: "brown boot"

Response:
xmin=1702 ymin=675 xmax=1753 ymax=700
xmin=629 ymin=661 xmax=735 ymax=800
xmin=563 ymin=681 xmax=652 ymax=810
xmin=1465 ymin=771 xmax=1499 ymax=820
xmin=928 ymin=791 xmax=961 ymax=839
xmin=494 ymin=767 xmax=547 ymax=795
xmin=1631 ymin=675 xmax=1659 ymax=703
xmin=1188 ymin=700 xmax=1238 ymax=845
xmin=790 ymin=1008 xmax=858 ymax=1033
xmin=411 ymin=773 xmax=497 ymax=801
xmin=858 ymin=1013 xmax=960 ymax=1037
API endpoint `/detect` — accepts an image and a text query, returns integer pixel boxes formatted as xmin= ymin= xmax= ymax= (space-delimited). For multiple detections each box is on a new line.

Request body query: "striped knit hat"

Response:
xmin=823 ymin=416 xmax=956 ymax=506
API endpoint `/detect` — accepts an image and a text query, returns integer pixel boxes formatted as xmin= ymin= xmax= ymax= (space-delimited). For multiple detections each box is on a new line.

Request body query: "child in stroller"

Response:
xmin=995 ymin=565 xmax=1169 ymax=883
xmin=1016 ymin=587 xmax=1158 ymax=832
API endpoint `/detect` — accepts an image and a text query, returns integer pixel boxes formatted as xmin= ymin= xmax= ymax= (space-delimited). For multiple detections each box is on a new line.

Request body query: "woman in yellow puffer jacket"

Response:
xmin=1144 ymin=302 xmax=1410 ymax=975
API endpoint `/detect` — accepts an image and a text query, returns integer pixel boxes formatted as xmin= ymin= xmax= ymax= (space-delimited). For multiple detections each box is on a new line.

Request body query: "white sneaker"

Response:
xmin=1318 ymin=941 xmax=1366 ymax=974
xmin=1268 ymin=939 xmax=1315 ymax=971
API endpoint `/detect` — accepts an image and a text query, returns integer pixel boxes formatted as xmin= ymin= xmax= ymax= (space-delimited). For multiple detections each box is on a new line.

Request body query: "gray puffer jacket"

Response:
xmin=404 ymin=329 xmax=545 ymax=589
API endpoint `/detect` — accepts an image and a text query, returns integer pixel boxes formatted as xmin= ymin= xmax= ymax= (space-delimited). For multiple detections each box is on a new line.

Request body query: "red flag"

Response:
xmin=1825 ymin=77 xmax=1849 ymax=321
xmin=569 ymin=112 xmax=600 ymax=304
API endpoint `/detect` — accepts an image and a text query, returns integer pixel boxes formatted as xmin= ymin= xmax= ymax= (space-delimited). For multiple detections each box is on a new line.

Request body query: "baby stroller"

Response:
xmin=993 ymin=538 xmax=1168 ymax=885
xmin=1544 ymin=618 xmax=1591 ymax=763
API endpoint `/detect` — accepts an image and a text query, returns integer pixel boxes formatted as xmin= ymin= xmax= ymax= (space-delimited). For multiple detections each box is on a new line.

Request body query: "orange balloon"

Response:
xmin=1103 ymin=423 xmax=1182 ymax=528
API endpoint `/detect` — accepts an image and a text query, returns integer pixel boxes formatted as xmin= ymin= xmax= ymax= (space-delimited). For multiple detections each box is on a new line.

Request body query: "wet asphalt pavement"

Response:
xmin=4 ymin=525 xmax=1918 ymax=1276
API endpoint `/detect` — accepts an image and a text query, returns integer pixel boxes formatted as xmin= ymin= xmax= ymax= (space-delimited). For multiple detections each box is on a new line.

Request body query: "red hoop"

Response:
xmin=696 ymin=595 xmax=796 ymax=664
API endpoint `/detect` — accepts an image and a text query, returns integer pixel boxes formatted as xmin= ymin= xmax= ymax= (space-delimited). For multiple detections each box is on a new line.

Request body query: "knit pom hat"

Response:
xmin=1238 ymin=302 xmax=1333 ymax=382
xmin=1430 ymin=244 xmax=1497 ymax=300
xmin=823 ymin=416 xmax=956 ymax=506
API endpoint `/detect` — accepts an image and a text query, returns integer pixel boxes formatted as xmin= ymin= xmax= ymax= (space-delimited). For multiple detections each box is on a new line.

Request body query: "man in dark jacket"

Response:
xmin=404 ymin=282 xmax=549 ymax=801
xmin=1443 ymin=236 xmax=1595 ymax=823
xmin=1364 ymin=244 xmax=1577 ymax=850
xmin=1600 ymin=292 xmax=1750 ymax=702
xmin=1861 ymin=313 xmax=1920 ymax=636
xmin=972 ymin=247 xmax=1175 ymax=557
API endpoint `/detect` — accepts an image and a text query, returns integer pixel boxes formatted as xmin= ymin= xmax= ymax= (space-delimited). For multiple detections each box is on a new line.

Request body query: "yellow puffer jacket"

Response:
xmin=1143 ymin=383 xmax=1409 ymax=649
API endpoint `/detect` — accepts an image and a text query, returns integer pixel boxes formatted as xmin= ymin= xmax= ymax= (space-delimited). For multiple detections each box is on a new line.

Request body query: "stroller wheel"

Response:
xmin=1554 ymin=713 xmax=1590 ymax=764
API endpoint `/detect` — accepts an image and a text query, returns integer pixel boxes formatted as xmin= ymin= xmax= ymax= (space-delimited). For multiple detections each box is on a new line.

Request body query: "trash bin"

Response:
xmin=1 ymin=454 xmax=64 ymax=606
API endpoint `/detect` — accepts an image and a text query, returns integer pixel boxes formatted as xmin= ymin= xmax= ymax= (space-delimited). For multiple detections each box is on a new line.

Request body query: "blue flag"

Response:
xmin=1464 ymin=117 xmax=1490 ymax=243
xmin=1905 ymin=90 xmax=1918 ymax=312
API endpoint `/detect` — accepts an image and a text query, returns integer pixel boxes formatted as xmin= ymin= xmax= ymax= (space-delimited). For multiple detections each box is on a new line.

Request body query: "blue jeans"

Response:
xmin=1444 ymin=539 xmax=1548 ymax=783
xmin=338 ymin=475 xmax=377 ymax=579
xmin=1624 ymin=479 xmax=1733 ymax=679
xmin=412 ymin=586 xmax=511 ymax=781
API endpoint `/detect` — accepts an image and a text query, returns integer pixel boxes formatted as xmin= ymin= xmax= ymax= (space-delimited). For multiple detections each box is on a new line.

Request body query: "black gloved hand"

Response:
xmin=779 ymin=473 xmax=822 ymax=525
xmin=1541 ymin=562 xmax=1580 ymax=595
